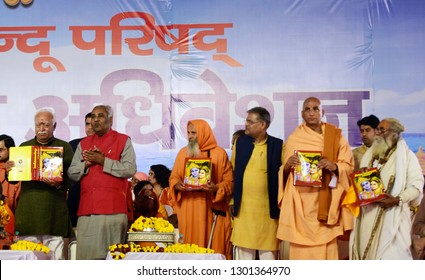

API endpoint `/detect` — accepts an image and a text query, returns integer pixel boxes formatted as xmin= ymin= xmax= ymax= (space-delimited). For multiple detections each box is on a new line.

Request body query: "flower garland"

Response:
xmin=164 ymin=243 xmax=214 ymax=254
xmin=0 ymin=200 xmax=10 ymax=226
xmin=10 ymin=240 xmax=50 ymax=254
xmin=109 ymin=243 xmax=142 ymax=260
xmin=109 ymin=242 xmax=215 ymax=260
xmin=129 ymin=216 xmax=174 ymax=233
xmin=109 ymin=216 xmax=213 ymax=259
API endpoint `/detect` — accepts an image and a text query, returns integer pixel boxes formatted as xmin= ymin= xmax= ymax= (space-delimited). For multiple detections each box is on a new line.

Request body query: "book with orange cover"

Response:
xmin=9 ymin=146 xmax=64 ymax=182
xmin=183 ymin=158 xmax=212 ymax=190
xmin=293 ymin=150 xmax=322 ymax=187
xmin=352 ymin=168 xmax=387 ymax=206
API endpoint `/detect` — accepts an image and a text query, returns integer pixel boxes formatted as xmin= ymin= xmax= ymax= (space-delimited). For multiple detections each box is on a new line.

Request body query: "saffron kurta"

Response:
xmin=277 ymin=123 xmax=355 ymax=259
xmin=230 ymin=139 xmax=283 ymax=250
xmin=169 ymin=120 xmax=234 ymax=259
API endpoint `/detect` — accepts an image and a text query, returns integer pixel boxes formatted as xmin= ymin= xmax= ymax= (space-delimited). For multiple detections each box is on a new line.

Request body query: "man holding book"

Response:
xmin=5 ymin=108 xmax=74 ymax=260
xmin=350 ymin=118 xmax=423 ymax=259
xmin=277 ymin=97 xmax=356 ymax=260
xmin=169 ymin=119 xmax=233 ymax=259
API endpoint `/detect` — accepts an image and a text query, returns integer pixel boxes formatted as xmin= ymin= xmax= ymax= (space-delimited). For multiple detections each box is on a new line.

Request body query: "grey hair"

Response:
xmin=34 ymin=108 xmax=56 ymax=124
xmin=247 ymin=107 xmax=271 ymax=128
xmin=383 ymin=117 xmax=405 ymax=134
xmin=93 ymin=105 xmax=113 ymax=118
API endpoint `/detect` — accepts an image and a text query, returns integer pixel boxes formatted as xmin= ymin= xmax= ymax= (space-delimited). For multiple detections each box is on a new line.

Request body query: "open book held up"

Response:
xmin=9 ymin=146 xmax=64 ymax=182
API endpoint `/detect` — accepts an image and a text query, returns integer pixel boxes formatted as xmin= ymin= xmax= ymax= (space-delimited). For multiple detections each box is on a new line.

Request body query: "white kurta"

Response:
xmin=350 ymin=138 xmax=424 ymax=259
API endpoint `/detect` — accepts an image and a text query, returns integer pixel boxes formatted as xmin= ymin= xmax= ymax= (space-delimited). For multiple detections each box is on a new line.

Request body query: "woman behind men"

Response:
xmin=133 ymin=180 xmax=168 ymax=220
xmin=148 ymin=164 xmax=173 ymax=216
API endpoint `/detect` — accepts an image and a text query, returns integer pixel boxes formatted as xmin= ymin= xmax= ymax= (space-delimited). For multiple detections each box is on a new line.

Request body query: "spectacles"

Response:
xmin=245 ymin=119 xmax=261 ymax=125
xmin=378 ymin=127 xmax=391 ymax=134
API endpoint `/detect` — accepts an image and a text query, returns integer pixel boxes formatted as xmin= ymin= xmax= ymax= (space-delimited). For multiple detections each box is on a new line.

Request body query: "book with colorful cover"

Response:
xmin=293 ymin=150 xmax=322 ymax=187
xmin=9 ymin=146 xmax=64 ymax=181
xmin=352 ymin=168 xmax=387 ymax=206
xmin=183 ymin=158 xmax=212 ymax=190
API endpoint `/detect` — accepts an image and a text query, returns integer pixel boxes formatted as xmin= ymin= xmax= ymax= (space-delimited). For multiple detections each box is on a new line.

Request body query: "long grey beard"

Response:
xmin=187 ymin=141 xmax=201 ymax=158
xmin=371 ymin=137 xmax=392 ymax=159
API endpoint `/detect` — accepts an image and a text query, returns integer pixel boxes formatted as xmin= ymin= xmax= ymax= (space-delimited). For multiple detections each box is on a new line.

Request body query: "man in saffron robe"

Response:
xmin=169 ymin=119 xmax=233 ymax=259
xmin=68 ymin=105 xmax=137 ymax=259
xmin=231 ymin=107 xmax=284 ymax=260
xmin=277 ymin=97 xmax=356 ymax=260
xmin=350 ymin=118 xmax=423 ymax=259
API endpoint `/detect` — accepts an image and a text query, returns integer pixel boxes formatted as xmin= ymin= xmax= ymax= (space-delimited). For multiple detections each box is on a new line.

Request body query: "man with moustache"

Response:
xmin=352 ymin=115 xmax=380 ymax=171
xmin=68 ymin=105 xmax=136 ymax=259
xmin=169 ymin=119 xmax=233 ymax=259
xmin=231 ymin=107 xmax=284 ymax=260
xmin=6 ymin=108 xmax=74 ymax=259
xmin=350 ymin=118 xmax=424 ymax=259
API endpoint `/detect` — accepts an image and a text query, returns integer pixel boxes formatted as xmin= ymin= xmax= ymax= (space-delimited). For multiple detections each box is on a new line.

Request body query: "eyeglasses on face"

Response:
xmin=377 ymin=127 xmax=391 ymax=134
xmin=245 ymin=119 xmax=261 ymax=125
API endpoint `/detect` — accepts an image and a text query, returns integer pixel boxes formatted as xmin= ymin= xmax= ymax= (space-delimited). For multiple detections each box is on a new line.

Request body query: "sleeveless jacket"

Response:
xmin=79 ymin=130 xmax=129 ymax=215
xmin=233 ymin=134 xmax=283 ymax=219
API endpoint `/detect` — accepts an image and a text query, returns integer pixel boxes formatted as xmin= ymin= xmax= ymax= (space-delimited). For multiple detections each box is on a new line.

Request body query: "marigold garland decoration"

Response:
xmin=10 ymin=240 xmax=50 ymax=254
xmin=164 ymin=243 xmax=215 ymax=254
xmin=109 ymin=243 xmax=142 ymax=260
xmin=109 ymin=242 xmax=214 ymax=259
xmin=0 ymin=200 xmax=10 ymax=226
xmin=129 ymin=216 xmax=174 ymax=233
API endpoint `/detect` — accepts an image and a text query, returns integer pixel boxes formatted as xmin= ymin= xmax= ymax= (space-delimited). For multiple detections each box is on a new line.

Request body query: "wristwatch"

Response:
xmin=398 ymin=197 xmax=403 ymax=207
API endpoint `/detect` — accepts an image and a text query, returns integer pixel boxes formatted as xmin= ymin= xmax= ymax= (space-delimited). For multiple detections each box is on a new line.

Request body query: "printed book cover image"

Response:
xmin=183 ymin=158 xmax=212 ymax=190
xmin=39 ymin=147 xmax=64 ymax=181
xmin=8 ymin=146 xmax=63 ymax=181
xmin=352 ymin=168 xmax=387 ymax=206
xmin=293 ymin=150 xmax=322 ymax=187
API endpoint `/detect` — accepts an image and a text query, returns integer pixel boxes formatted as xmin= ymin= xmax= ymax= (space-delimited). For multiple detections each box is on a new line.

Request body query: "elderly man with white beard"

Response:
xmin=350 ymin=118 xmax=424 ymax=259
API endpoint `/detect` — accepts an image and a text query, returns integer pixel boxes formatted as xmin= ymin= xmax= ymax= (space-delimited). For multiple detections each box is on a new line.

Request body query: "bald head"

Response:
xmin=303 ymin=97 xmax=321 ymax=107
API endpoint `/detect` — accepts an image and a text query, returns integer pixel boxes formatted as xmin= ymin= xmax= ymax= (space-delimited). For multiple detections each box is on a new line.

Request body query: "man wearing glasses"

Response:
xmin=350 ymin=118 xmax=423 ymax=259
xmin=231 ymin=107 xmax=284 ymax=260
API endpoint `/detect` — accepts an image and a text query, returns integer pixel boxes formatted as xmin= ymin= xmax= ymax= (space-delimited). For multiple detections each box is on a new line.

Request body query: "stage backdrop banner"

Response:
xmin=1 ymin=0 xmax=425 ymax=172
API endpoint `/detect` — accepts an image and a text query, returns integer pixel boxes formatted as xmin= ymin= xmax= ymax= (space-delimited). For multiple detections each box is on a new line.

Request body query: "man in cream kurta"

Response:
xmin=277 ymin=97 xmax=356 ymax=260
xmin=350 ymin=118 xmax=423 ymax=259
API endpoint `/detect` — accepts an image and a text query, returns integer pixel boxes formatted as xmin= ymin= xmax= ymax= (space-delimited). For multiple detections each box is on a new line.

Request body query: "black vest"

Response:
xmin=233 ymin=134 xmax=283 ymax=219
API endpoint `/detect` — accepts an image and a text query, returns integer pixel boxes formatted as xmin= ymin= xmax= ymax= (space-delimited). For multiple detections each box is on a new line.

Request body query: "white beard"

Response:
xmin=371 ymin=135 xmax=392 ymax=159
xmin=187 ymin=141 xmax=201 ymax=158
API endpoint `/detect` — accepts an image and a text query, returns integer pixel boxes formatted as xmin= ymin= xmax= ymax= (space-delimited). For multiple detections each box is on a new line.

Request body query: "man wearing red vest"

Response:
xmin=68 ymin=105 xmax=136 ymax=259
